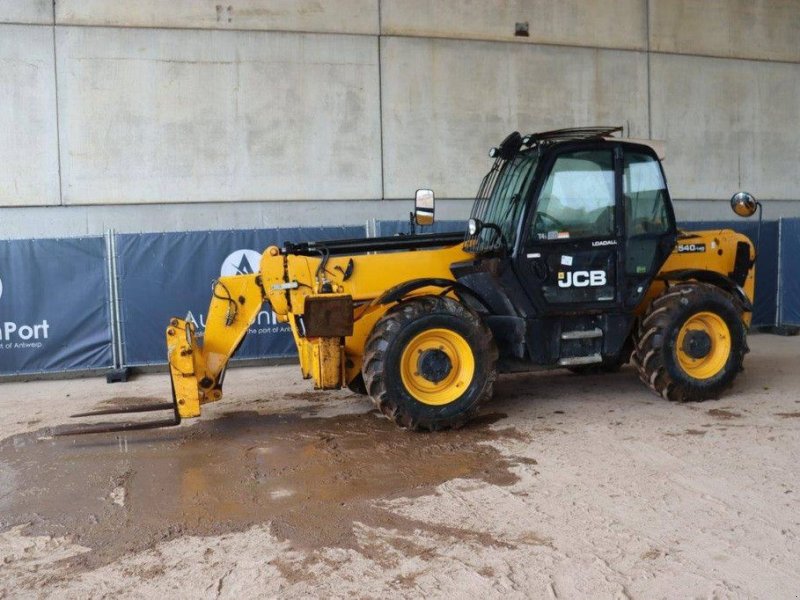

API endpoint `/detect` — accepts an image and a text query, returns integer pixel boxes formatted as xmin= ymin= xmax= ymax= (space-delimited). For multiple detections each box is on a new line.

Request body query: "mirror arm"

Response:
xmin=753 ymin=201 xmax=763 ymax=265
xmin=484 ymin=222 xmax=510 ymax=251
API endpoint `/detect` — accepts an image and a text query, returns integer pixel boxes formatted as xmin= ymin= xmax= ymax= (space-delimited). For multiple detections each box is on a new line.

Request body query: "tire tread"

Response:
xmin=633 ymin=282 xmax=747 ymax=402
xmin=362 ymin=296 xmax=497 ymax=431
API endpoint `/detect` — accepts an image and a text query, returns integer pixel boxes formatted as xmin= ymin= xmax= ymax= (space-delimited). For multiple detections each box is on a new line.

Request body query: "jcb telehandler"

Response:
xmin=66 ymin=127 xmax=759 ymax=434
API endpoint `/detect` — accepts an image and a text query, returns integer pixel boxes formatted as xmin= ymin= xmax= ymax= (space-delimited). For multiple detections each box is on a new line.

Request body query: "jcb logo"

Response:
xmin=558 ymin=270 xmax=607 ymax=288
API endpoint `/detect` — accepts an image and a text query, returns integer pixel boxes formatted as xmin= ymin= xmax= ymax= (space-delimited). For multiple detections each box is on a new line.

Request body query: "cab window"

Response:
xmin=623 ymin=151 xmax=670 ymax=275
xmin=623 ymin=152 xmax=669 ymax=234
xmin=531 ymin=150 xmax=615 ymax=241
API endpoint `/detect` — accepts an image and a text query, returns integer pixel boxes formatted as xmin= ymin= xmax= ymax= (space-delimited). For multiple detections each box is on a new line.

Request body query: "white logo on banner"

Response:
xmin=220 ymin=250 xmax=262 ymax=277
xmin=184 ymin=248 xmax=288 ymax=339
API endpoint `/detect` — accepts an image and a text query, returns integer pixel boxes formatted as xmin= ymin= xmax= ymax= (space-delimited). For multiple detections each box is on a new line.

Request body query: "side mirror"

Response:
xmin=414 ymin=189 xmax=435 ymax=226
xmin=730 ymin=192 xmax=758 ymax=218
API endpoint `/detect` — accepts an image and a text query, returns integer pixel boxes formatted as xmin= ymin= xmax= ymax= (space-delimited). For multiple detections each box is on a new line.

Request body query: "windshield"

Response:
xmin=466 ymin=152 xmax=539 ymax=253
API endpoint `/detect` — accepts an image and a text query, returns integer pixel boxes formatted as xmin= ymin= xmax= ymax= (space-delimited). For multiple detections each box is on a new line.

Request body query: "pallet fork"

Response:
xmin=56 ymin=275 xmax=266 ymax=436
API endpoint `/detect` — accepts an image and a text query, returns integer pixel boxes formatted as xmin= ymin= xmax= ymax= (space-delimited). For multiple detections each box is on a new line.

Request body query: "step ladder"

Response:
xmin=557 ymin=327 xmax=603 ymax=366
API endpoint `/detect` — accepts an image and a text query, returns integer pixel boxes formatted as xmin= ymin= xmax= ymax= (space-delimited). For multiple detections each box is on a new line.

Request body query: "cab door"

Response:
xmin=619 ymin=147 xmax=677 ymax=308
xmin=515 ymin=145 xmax=623 ymax=314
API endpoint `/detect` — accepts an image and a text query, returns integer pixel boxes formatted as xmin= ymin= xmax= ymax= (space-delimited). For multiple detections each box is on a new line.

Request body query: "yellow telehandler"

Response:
xmin=65 ymin=127 xmax=759 ymax=434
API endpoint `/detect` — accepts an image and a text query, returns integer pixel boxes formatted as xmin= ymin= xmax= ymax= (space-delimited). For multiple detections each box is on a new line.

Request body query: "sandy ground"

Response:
xmin=1 ymin=333 xmax=799 ymax=599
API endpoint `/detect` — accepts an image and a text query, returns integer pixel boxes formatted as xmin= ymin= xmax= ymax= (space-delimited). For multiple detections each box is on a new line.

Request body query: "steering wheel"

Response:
xmin=535 ymin=211 xmax=565 ymax=233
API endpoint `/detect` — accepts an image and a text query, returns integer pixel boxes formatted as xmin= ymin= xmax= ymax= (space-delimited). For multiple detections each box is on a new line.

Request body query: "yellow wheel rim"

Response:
xmin=400 ymin=328 xmax=475 ymax=406
xmin=676 ymin=311 xmax=731 ymax=380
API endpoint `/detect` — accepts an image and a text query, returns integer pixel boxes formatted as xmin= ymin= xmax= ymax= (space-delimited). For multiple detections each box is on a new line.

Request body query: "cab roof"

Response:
xmin=492 ymin=126 xmax=665 ymax=161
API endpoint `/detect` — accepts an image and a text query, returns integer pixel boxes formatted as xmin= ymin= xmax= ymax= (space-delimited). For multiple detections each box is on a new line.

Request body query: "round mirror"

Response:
xmin=730 ymin=192 xmax=758 ymax=218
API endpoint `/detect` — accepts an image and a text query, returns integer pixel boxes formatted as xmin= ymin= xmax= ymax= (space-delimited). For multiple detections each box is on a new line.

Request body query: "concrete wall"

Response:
xmin=380 ymin=0 xmax=647 ymax=50
xmin=381 ymin=37 xmax=648 ymax=199
xmin=55 ymin=0 xmax=378 ymax=34
xmin=0 ymin=24 xmax=59 ymax=207
xmin=0 ymin=0 xmax=52 ymax=24
xmin=651 ymin=53 xmax=800 ymax=201
xmin=57 ymin=27 xmax=380 ymax=204
xmin=649 ymin=0 xmax=800 ymax=63
xmin=1 ymin=0 xmax=800 ymax=237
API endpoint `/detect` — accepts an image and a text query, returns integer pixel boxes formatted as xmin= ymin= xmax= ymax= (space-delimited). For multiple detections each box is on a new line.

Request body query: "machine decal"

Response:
xmin=557 ymin=270 xmax=607 ymax=288
xmin=676 ymin=243 xmax=706 ymax=253
xmin=592 ymin=239 xmax=617 ymax=247
xmin=560 ymin=255 xmax=573 ymax=266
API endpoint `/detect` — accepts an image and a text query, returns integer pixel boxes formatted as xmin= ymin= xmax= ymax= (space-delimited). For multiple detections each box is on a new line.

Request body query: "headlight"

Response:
xmin=467 ymin=218 xmax=480 ymax=236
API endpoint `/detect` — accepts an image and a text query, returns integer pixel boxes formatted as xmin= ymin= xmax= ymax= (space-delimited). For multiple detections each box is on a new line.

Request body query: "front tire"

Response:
xmin=346 ymin=373 xmax=368 ymax=395
xmin=633 ymin=282 xmax=747 ymax=402
xmin=362 ymin=296 xmax=497 ymax=431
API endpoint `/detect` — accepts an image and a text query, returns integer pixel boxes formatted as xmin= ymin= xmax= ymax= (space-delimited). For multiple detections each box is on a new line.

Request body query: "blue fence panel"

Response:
xmin=778 ymin=219 xmax=800 ymax=327
xmin=375 ymin=220 xmax=467 ymax=236
xmin=116 ymin=226 xmax=364 ymax=366
xmin=0 ymin=237 xmax=113 ymax=375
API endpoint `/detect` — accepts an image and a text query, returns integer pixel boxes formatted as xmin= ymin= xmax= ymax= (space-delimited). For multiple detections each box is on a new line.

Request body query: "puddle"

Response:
xmin=0 ymin=408 xmax=531 ymax=571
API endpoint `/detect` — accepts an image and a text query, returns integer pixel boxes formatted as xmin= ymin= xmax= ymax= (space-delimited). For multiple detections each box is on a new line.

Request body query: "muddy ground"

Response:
xmin=1 ymin=334 xmax=799 ymax=598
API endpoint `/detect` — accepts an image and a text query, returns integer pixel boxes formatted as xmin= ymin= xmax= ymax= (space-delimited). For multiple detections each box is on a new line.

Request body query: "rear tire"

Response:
xmin=633 ymin=282 xmax=747 ymax=402
xmin=362 ymin=296 xmax=497 ymax=431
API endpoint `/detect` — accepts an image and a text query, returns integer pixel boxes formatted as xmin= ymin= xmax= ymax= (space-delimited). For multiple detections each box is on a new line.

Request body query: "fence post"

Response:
xmin=105 ymin=228 xmax=131 ymax=383
xmin=104 ymin=230 xmax=119 ymax=370
xmin=776 ymin=218 xmax=783 ymax=327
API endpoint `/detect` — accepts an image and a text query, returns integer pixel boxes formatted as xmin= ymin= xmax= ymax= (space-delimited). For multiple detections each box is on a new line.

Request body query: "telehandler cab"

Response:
xmin=65 ymin=126 xmax=759 ymax=434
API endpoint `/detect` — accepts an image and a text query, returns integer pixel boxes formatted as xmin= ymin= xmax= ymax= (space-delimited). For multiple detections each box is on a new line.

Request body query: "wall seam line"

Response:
xmin=51 ymin=1 xmax=63 ymax=206
xmin=12 ymin=22 xmax=798 ymax=66
xmin=377 ymin=0 xmax=385 ymax=201
xmin=646 ymin=0 xmax=652 ymax=139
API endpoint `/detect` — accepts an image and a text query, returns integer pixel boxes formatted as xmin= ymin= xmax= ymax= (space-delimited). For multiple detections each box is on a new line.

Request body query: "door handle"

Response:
xmin=533 ymin=258 xmax=549 ymax=281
